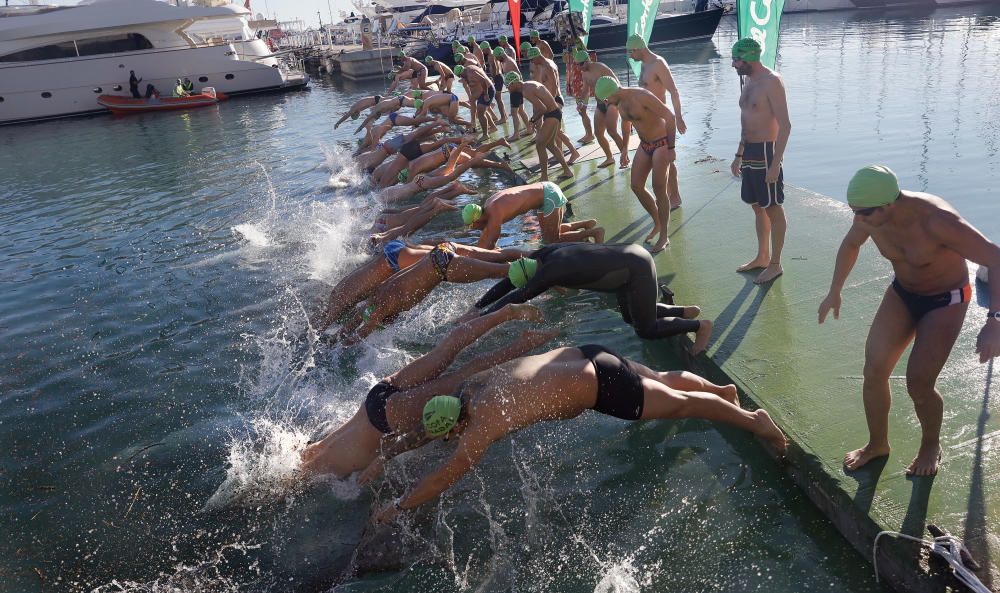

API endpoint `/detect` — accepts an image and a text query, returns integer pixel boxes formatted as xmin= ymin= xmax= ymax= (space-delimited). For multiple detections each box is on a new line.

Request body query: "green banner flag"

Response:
xmin=626 ymin=0 xmax=660 ymax=77
xmin=567 ymin=0 xmax=594 ymax=45
xmin=737 ymin=0 xmax=785 ymax=70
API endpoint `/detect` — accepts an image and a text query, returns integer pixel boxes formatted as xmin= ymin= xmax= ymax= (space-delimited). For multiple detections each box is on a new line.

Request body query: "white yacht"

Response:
xmin=0 ymin=0 xmax=308 ymax=125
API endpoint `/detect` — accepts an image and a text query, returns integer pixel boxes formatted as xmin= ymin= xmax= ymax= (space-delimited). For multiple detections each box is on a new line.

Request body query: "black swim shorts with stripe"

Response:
xmin=740 ymin=141 xmax=784 ymax=208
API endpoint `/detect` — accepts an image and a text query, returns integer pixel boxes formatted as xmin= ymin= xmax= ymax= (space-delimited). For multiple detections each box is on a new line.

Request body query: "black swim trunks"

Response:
xmin=509 ymin=90 xmax=524 ymax=109
xmin=477 ymin=85 xmax=496 ymax=106
xmin=544 ymin=108 xmax=562 ymax=122
xmin=555 ymin=95 xmax=564 ymax=107
xmin=891 ymin=278 xmax=971 ymax=322
xmin=399 ymin=139 xmax=423 ymax=161
xmin=364 ymin=380 xmax=399 ymax=433
xmin=596 ymin=100 xmax=609 ymax=114
xmin=493 ymin=74 xmax=504 ymax=91
xmin=579 ymin=344 xmax=645 ymax=420
xmin=740 ymin=141 xmax=784 ymax=208
xmin=373 ymin=94 xmax=382 ymax=104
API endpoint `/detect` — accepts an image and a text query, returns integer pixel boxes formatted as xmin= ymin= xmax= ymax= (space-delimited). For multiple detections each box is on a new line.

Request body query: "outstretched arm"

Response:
xmin=818 ymin=224 xmax=869 ymax=324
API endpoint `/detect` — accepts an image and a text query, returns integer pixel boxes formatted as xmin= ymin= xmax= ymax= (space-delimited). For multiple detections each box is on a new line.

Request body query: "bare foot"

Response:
xmin=506 ymin=303 xmax=545 ymax=324
xmin=558 ymin=169 xmax=574 ymax=180
xmin=720 ymin=384 xmax=739 ymax=406
xmin=754 ymin=263 xmax=783 ymax=284
xmin=454 ymin=182 xmax=477 ymax=194
xmin=580 ymin=219 xmax=598 ymax=230
xmin=690 ymin=319 xmax=713 ymax=355
xmin=597 ymin=159 xmax=615 ymax=168
xmin=736 ymin=257 xmax=769 ymax=273
xmin=682 ymin=305 xmax=700 ymax=319
xmin=669 ymin=200 xmax=682 ymax=211
xmin=593 ymin=227 xmax=606 ymax=243
xmin=650 ymin=236 xmax=670 ymax=253
xmin=568 ymin=151 xmax=581 ymax=165
xmin=843 ymin=442 xmax=891 ymax=471
xmin=906 ymin=443 xmax=941 ymax=476
xmin=434 ymin=199 xmax=459 ymax=211
xmin=619 ymin=155 xmax=630 ymax=169
xmin=644 ymin=227 xmax=661 ymax=243
xmin=506 ymin=135 xmax=519 ymax=142
xmin=578 ymin=135 xmax=595 ymax=145
xmin=753 ymin=409 xmax=787 ymax=452
xmin=499 ymin=138 xmax=511 ymax=149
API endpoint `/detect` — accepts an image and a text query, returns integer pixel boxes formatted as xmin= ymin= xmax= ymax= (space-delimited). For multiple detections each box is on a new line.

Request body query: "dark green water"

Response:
xmin=2 ymin=6 xmax=997 ymax=592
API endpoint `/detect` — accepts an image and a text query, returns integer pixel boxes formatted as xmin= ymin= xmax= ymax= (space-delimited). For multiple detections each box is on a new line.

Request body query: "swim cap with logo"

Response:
xmin=573 ymin=49 xmax=589 ymax=63
xmin=520 ymin=41 xmax=532 ymax=53
xmin=479 ymin=41 xmax=490 ymax=51
xmin=422 ymin=395 xmax=462 ymax=437
xmin=453 ymin=64 xmax=465 ymax=76
xmin=509 ymin=257 xmax=538 ymax=288
xmin=847 ymin=165 xmax=900 ymax=208
xmin=499 ymin=35 xmax=508 ymax=43
xmin=526 ymin=47 xmax=541 ymax=59
xmin=462 ymin=203 xmax=483 ymax=225
xmin=625 ymin=34 xmax=646 ymax=50
xmin=411 ymin=90 xmax=422 ymax=98
xmin=732 ymin=37 xmax=762 ymax=62
xmin=425 ymin=55 xmax=434 ymax=63
xmin=594 ymin=76 xmax=619 ymax=101
xmin=454 ymin=53 xmax=465 ymax=63
xmin=529 ymin=30 xmax=540 ymax=39
xmin=493 ymin=46 xmax=505 ymax=57
xmin=504 ymin=71 xmax=521 ymax=86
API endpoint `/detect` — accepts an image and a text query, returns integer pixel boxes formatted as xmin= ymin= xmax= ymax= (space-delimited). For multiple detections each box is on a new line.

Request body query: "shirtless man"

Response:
xmin=505 ymin=73 xmax=573 ymax=181
xmin=527 ymin=48 xmax=580 ymax=164
xmin=356 ymin=121 xmax=448 ymax=174
xmin=627 ymin=34 xmax=685 ymax=207
xmin=364 ymin=108 xmax=436 ymax=149
xmin=577 ymin=51 xmax=630 ymax=168
xmin=374 ymin=148 xmax=486 ymax=205
xmin=818 ymin=165 xmax=1000 ymax=476
xmin=471 ymin=242 xmax=713 ymax=351
xmin=453 ymin=49 xmax=480 ymax=68
xmin=413 ymin=90 xmax=469 ymax=125
xmin=301 ymin=304 xmax=554 ymax=477
xmin=729 ymin=37 xmax=791 ymax=285
xmin=596 ymin=77 xmax=677 ymax=253
xmin=389 ymin=52 xmax=429 ymax=91
xmin=497 ymin=35 xmax=516 ymax=60
xmin=463 ymin=181 xmax=605 ymax=248
xmin=566 ymin=48 xmax=595 ymax=145
xmin=529 ymin=29 xmax=554 ymax=59
xmin=496 ymin=49 xmax=531 ymax=140
xmin=355 ymin=94 xmax=416 ymax=135
xmin=487 ymin=46 xmax=508 ymax=122
xmin=334 ymin=94 xmax=383 ymax=129
xmin=370 ymin=344 xmax=785 ymax=522
xmin=390 ymin=138 xmax=511 ymax=190
xmin=424 ymin=56 xmax=455 ymax=93
xmin=454 ymin=64 xmax=496 ymax=139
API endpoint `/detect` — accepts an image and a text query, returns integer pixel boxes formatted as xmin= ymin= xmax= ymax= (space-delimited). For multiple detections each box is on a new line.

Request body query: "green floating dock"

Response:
xmin=498 ymin=125 xmax=998 ymax=592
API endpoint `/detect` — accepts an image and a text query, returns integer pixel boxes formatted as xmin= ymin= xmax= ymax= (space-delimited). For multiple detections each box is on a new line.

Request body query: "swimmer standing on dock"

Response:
xmin=819 ymin=165 xmax=1000 ymax=476
xmin=730 ymin=38 xmax=791 ymax=285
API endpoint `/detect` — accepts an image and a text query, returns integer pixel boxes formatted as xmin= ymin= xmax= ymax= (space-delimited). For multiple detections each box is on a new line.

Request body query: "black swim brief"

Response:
xmin=891 ymin=278 xmax=971 ymax=322
xmin=364 ymin=380 xmax=400 ymax=433
xmin=639 ymin=136 xmax=673 ymax=156
xmin=555 ymin=95 xmax=564 ymax=107
xmin=596 ymin=100 xmax=609 ymax=114
xmin=399 ymin=139 xmax=423 ymax=161
xmin=477 ymin=86 xmax=496 ymax=106
xmin=493 ymin=74 xmax=504 ymax=91
xmin=740 ymin=141 xmax=784 ymax=208
xmin=544 ymin=108 xmax=562 ymax=122
xmin=579 ymin=344 xmax=645 ymax=420
xmin=509 ymin=90 xmax=524 ymax=109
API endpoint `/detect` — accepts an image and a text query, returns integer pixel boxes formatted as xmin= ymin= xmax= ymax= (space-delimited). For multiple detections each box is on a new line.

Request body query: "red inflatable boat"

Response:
xmin=98 ymin=87 xmax=225 ymax=115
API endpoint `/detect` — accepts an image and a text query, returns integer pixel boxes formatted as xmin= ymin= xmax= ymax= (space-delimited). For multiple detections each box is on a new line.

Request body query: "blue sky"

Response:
xmin=242 ymin=0 xmax=356 ymax=27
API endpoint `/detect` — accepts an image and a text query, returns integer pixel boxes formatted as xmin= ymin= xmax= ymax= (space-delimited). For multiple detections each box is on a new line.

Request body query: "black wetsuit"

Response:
xmin=476 ymin=243 xmax=700 ymax=339
xmin=129 ymin=73 xmax=142 ymax=99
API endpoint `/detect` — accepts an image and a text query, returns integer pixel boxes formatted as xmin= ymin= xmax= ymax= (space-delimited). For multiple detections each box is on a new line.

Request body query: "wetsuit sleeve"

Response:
xmin=475 ymin=278 xmax=516 ymax=310
xmin=479 ymin=273 xmax=551 ymax=315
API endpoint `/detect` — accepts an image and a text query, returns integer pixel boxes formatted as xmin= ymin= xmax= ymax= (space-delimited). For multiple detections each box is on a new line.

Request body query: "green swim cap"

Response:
xmin=499 ymin=35 xmax=508 ymax=43
xmin=493 ymin=46 xmax=505 ymax=57
xmin=452 ymin=39 xmax=463 ymax=48
xmin=462 ymin=203 xmax=483 ymax=225
xmin=503 ymin=71 xmax=521 ymax=86
xmin=594 ymin=76 xmax=619 ymax=101
xmin=414 ymin=98 xmax=424 ymax=109
xmin=625 ymin=34 xmax=646 ymax=50
xmin=479 ymin=41 xmax=490 ymax=51
xmin=398 ymin=48 xmax=406 ymax=57
xmin=846 ymin=165 xmax=900 ymax=208
xmin=454 ymin=64 xmax=465 ymax=76
xmin=425 ymin=55 xmax=434 ymax=63
xmin=520 ymin=41 xmax=532 ymax=53
xmin=468 ymin=34 xmax=477 ymax=44
xmin=351 ymin=112 xmax=359 ymax=120
xmin=529 ymin=30 xmax=540 ymax=39
xmin=398 ymin=168 xmax=409 ymax=183
xmin=573 ymin=49 xmax=589 ymax=63
xmin=732 ymin=37 xmax=762 ymax=62
xmin=422 ymin=395 xmax=462 ymax=437
xmin=526 ymin=47 xmax=541 ymax=59
xmin=387 ymin=71 xmax=396 ymax=80
xmin=454 ymin=53 xmax=465 ymax=63
xmin=509 ymin=257 xmax=538 ymax=288
xmin=411 ymin=89 xmax=423 ymax=98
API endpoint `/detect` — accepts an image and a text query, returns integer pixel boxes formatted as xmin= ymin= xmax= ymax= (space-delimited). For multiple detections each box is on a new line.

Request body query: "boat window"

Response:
xmin=0 ymin=97 xmax=4 ymax=103
xmin=113 ymin=85 xmax=123 ymax=91
xmin=93 ymin=87 xmax=102 ymax=93
xmin=75 ymin=34 xmax=153 ymax=57
xmin=199 ymin=76 xmax=208 ymax=82
xmin=0 ymin=41 xmax=77 ymax=63
xmin=41 ymin=92 xmax=52 ymax=98
xmin=225 ymin=74 xmax=235 ymax=80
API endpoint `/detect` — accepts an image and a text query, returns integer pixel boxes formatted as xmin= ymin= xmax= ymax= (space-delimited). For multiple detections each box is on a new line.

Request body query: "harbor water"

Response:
xmin=2 ymin=6 xmax=998 ymax=592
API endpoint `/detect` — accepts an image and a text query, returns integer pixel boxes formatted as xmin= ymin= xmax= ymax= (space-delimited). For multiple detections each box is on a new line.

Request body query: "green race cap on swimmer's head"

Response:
xmin=468 ymin=34 xmax=477 ymax=44
xmin=414 ymin=98 xmax=424 ymax=109
xmin=480 ymin=41 xmax=490 ymax=51
xmin=529 ymin=30 xmax=540 ymax=39
xmin=847 ymin=165 xmax=900 ymax=208
xmin=526 ymin=47 xmax=541 ymax=59
xmin=573 ymin=49 xmax=589 ymax=63
xmin=398 ymin=168 xmax=409 ymax=183
xmin=499 ymin=35 xmax=508 ymax=43
xmin=594 ymin=76 xmax=619 ymax=101
xmin=423 ymin=395 xmax=462 ymax=437
xmin=425 ymin=55 xmax=434 ymax=63
xmin=520 ymin=41 xmax=532 ymax=53
xmin=452 ymin=39 xmax=463 ymax=48
xmin=398 ymin=48 xmax=406 ymax=57
xmin=454 ymin=53 xmax=465 ymax=63
xmin=493 ymin=47 xmax=505 ymax=57
xmin=731 ymin=37 xmax=762 ymax=62
xmin=411 ymin=90 xmax=422 ymax=98
xmin=625 ymin=34 xmax=646 ymax=51
xmin=454 ymin=64 xmax=465 ymax=76
xmin=462 ymin=203 xmax=482 ymax=225
xmin=509 ymin=257 xmax=538 ymax=288
xmin=504 ymin=71 xmax=521 ymax=86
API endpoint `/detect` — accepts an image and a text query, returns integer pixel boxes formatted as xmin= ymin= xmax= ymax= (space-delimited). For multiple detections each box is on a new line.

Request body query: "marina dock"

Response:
xmin=499 ymin=117 xmax=998 ymax=592
xmin=303 ymin=45 xmax=396 ymax=80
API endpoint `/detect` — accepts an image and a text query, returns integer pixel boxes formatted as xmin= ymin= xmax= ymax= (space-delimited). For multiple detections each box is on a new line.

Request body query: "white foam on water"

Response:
xmin=91 ymin=542 xmax=263 ymax=593
xmin=593 ymin=558 xmax=644 ymax=593
xmin=231 ymin=222 xmax=272 ymax=247
xmin=322 ymin=143 xmax=365 ymax=190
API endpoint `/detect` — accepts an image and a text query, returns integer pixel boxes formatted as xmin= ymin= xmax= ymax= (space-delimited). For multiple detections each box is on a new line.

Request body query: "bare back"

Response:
xmin=483 ymin=184 xmax=544 ymax=223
